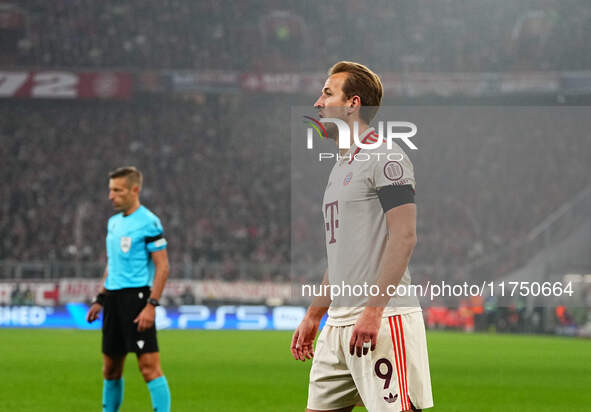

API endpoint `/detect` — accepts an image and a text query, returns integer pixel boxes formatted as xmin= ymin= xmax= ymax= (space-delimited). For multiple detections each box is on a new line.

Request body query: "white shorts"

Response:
xmin=307 ymin=312 xmax=433 ymax=412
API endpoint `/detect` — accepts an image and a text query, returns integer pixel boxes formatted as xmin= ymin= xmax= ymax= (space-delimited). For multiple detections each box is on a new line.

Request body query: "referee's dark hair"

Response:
xmin=109 ymin=166 xmax=143 ymax=189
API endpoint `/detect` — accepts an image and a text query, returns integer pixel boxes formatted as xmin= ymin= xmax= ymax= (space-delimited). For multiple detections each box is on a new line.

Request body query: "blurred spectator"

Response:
xmin=180 ymin=286 xmax=196 ymax=305
xmin=2 ymin=0 xmax=591 ymax=72
xmin=2 ymin=96 xmax=589 ymax=283
xmin=22 ymin=286 xmax=34 ymax=305
xmin=0 ymin=96 xmax=290 ymax=280
xmin=10 ymin=283 xmax=23 ymax=305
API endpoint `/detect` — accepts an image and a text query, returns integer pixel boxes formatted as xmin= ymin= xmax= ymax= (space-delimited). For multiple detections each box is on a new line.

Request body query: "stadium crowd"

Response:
xmin=411 ymin=108 xmax=590 ymax=282
xmin=0 ymin=97 xmax=290 ymax=280
xmin=3 ymin=0 xmax=591 ymax=72
xmin=2 ymin=0 xmax=591 ymax=283
xmin=1 ymin=97 xmax=590 ymax=283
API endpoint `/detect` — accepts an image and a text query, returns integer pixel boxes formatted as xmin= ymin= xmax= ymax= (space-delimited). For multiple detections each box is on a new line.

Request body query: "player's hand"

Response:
xmin=86 ymin=303 xmax=103 ymax=323
xmin=134 ymin=304 xmax=155 ymax=332
xmin=290 ymin=316 xmax=320 ymax=362
xmin=349 ymin=307 xmax=382 ymax=357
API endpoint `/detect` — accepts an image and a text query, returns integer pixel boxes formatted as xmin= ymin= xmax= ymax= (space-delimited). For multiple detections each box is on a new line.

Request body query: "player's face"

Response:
xmin=314 ymin=73 xmax=350 ymax=140
xmin=108 ymin=177 xmax=136 ymax=212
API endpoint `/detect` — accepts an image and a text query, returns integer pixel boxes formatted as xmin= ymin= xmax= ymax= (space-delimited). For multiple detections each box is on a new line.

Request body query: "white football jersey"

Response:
xmin=322 ymin=127 xmax=421 ymax=326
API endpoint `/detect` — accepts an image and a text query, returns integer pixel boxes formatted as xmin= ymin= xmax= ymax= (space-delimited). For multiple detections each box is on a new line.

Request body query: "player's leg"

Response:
xmin=102 ymin=291 xmax=127 ymax=412
xmin=137 ymin=351 xmax=163 ymax=381
xmin=397 ymin=312 xmax=432 ymax=412
xmin=138 ymin=352 xmax=171 ymax=412
xmin=102 ymin=354 xmax=126 ymax=412
xmin=103 ymin=353 xmax=126 ymax=379
xmin=124 ymin=286 xmax=171 ymax=411
xmin=307 ymin=326 xmax=362 ymax=411
xmin=348 ymin=313 xmax=433 ymax=412
xmin=307 ymin=407 xmax=355 ymax=412
xmin=119 ymin=286 xmax=172 ymax=411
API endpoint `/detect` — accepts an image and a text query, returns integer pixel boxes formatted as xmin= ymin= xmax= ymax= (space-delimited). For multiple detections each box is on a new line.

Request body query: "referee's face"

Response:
xmin=108 ymin=177 xmax=136 ymax=212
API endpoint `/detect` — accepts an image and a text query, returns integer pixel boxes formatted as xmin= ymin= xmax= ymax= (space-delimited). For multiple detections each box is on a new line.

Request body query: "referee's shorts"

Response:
xmin=102 ymin=286 xmax=159 ymax=357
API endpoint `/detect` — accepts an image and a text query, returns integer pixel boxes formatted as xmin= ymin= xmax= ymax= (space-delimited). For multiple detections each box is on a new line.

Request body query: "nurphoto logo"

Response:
xmin=303 ymin=116 xmax=418 ymax=162
xmin=304 ymin=116 xmax=418 ymax=151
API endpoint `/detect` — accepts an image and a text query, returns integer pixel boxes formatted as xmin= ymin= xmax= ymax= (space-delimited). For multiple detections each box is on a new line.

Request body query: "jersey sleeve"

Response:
xmin=371 ymin=147 xmax=416 ymax=212
xmin=144 ymin=217 xmax=168 ymax=253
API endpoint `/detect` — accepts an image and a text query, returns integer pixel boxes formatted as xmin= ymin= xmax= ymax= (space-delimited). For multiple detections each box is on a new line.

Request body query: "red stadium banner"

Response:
xmin=0 ymin=69 xmax=570 ymax=99
xmin=167 ymin=70 xmax=239 ymax=92
xmin=165 ymin=70 xmax=567 ymax=97
xmin=241 ymin=72 xmax=302 ymax=93
xmin=0 ymin=71 xmax=133 ymax=100
xmin=0 ymin=282 xmax=59 ymax=306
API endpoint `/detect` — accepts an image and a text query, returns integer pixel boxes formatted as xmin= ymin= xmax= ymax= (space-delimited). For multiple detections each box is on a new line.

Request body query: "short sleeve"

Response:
xmin=371 ymin=147 xmax=416 ymax=213
xmin=144 ymin=218 xmax=167 ymax=252
xmin=372 ymin=147 xmax=416 ymax=190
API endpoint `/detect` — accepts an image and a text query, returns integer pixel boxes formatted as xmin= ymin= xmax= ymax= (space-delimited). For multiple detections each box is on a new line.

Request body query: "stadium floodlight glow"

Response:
xmin=306 ymin=118 xmax=418 ymax=150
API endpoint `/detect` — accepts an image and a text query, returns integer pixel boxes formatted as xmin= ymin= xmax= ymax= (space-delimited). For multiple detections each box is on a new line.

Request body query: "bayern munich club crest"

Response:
xmin=383 ymin=161 xmax=403 ymax=181
xmin=343 ymin=172 xmax=353 ymax=185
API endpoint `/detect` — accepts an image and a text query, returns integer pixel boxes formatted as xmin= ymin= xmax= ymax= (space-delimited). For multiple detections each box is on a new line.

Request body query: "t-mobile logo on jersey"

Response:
xmin=324 ymin=200 xmax=339 ymax=244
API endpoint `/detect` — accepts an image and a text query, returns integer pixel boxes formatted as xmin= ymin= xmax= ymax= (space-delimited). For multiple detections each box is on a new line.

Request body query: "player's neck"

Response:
xmin=123 ymin=201 xmax=141 ymax=217
xmin=338 ymin=122 xmax=370 ymax=156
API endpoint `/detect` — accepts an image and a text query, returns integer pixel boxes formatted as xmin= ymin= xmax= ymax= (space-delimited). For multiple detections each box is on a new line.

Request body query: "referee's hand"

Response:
xmin=86 ymin=303 xmax=102 ymax=323
xmin=134 ymin=305 xmax=155 ymax=332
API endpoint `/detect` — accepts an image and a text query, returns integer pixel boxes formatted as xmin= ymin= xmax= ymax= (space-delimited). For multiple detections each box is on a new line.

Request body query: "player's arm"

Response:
xmin=372 ymin=202 xmax=417 ymax=301
xmin=305 ymin=268 xmax=331 ymax=319
xmin=86 ymin=265 xmax=108 ymax=323
xmin=291 ymin=269 xmax=330 ymax=362
xmin=349 ymin=203 xmax=417 ymax=356
xmin=134 ymin=248 xmax=170 ymax=332
xmin=350 ymin=184 xmax=417 ymax=357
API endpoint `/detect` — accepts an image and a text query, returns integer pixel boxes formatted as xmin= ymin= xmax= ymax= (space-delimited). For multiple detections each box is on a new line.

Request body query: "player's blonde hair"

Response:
xmin=109 ymin=166 xmax=143 ymax=190
xmin=329 ymin=61 xmax=383 ymax=124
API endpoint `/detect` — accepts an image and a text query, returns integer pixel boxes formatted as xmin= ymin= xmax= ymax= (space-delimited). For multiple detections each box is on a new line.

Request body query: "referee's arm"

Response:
xmin=99 ymin=265 xmax=108 ymax=294
xmin=134 ymin=249 xmax=170 ymax=332
xmin=149 ymin=249 xmax=170 ymax=303
xmin=86 ymin=265 xmax=108 ymax=323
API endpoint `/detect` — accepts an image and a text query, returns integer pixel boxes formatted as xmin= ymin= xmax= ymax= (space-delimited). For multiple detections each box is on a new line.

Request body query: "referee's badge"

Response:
xmin=120 ymin=237 xmax=132 ymax=253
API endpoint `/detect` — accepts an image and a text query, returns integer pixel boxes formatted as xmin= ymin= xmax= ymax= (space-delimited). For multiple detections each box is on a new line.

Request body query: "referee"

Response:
xmin=86 ymin=166 xmax=171 ymax=412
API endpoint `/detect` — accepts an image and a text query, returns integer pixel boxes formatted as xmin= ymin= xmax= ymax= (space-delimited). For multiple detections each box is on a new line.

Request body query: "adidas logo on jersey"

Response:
xmin=384 ymin=392 xmax=398 ymax=404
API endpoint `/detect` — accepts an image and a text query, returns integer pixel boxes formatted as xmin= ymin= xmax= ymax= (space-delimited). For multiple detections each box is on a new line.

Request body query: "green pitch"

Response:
xmin=0 ymin=330 xmax=589 ymax=411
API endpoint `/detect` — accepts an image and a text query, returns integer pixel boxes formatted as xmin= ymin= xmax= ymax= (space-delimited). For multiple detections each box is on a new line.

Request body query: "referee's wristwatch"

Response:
xmin=147 ymin=298 xmax=160 ymax=307
xmin=92 ymin=293 xmax=106 ymax=306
